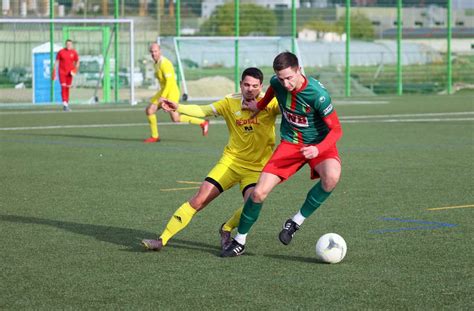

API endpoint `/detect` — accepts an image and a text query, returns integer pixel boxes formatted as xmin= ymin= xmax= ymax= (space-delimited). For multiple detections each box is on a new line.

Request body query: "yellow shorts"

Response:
xmin=206 ymin=157 xmax=261 ymax=195
xmin=150 ymin=89 xmax=180 ymax=107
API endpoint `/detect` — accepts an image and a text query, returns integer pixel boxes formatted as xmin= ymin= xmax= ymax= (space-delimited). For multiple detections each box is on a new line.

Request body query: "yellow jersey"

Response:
xmin=151 ymin=56 xmax=180 ymax=103
xmin=211 ymin=94 xmax=280 ymax=171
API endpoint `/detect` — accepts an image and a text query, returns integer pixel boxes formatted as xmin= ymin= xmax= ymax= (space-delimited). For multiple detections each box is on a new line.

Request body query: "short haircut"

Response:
xmin=273 ymin=52 xmax=299 ymax=71
xmin=66 ymin=39 xmax=73 ymax=44
xmin=241 ymin=67 xmax=264 ymax=84
xmin=149 ymin=42 xmax=160 ymax=50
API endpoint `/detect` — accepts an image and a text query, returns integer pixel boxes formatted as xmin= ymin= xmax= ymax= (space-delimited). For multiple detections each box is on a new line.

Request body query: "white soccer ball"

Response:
xmin=315 ymin=233 xmax=347 ymax=264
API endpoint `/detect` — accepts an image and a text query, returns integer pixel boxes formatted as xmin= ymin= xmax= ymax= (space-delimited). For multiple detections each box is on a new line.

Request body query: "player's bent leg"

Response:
xmin=200 ymin=120 xmax=209 ymax=136
xmin=178 ymin=114 xmax=209 ymax=136
xmin=169 ymin=111 xmax=181 ymax=123
xmin=147 ymin=202 xmax=197 ymax=250
xmin=232 ymin=173 xmax=280 ymax=247
xmin=141 ymin=238 xmax=163 ymax=251
xmin=315 ymin=158 xmax=341 ymax=192
xmin=142 ymin=181 xmax=222 ymax=251
xmin=278 ymin=219 xmax=300 ymax=245
xmin=220 ymin=239 xmax=245 ymax=257
xmin=251 ymin=172 xmax=281 ymax=203
xmin=220 ymin=206 xmax=243 ymax=249
xmin=278 ymin=159 xmax=341 ymax=246
xmin=221 ymin=183 xmax=253 ymax=234
xmin=189 ymin=180 xmax=221 ymax=210
xmin=145 ymin=104 xmax=160 ymax=142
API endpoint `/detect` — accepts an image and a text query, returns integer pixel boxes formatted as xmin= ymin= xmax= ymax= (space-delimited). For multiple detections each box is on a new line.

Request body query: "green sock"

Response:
xmin=300 ymin=181 xmax=332 ymax=218
xmin=237 ymin=197 xmax=263 ymax=234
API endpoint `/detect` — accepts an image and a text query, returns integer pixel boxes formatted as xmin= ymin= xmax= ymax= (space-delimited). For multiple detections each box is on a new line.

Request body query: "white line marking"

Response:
xmin=340 ymin=111 xmax=474 ymax=119
xmin=0 ymin=113 xmax=472 ymax=131
xmin=334 ymin=100 xmax=389 ymax=105
xmin=0 ymin=107 xmax=143 ymax=115
xmin=343 ymin=118 xmax=474 ymax=123
xmin=0 ymin=121 xmax=226 ymax=131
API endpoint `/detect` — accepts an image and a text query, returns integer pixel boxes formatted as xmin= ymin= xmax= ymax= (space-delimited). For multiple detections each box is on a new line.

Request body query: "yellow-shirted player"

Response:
xmin=144 ymin=43 xmax=209 ymax=143
xmin=141 ymin=67 xmax=280 ymax=251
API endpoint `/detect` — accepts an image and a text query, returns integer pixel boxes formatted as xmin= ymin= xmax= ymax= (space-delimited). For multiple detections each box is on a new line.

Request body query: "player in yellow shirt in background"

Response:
xmin=141 ymin=67 xmax=280 ymax=251
xmin=144 ymin=43 xmax=209 ymax=143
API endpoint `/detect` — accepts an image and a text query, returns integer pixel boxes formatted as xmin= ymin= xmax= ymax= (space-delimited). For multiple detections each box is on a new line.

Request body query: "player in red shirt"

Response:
xmin=53 ymin=40 xmax=79 ymax=111
xmin=222 ymin=52 xmax=343 ymax=257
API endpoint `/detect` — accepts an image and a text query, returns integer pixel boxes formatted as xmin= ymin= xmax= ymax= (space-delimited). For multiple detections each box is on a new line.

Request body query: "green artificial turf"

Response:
xmin=0 ymin=94 xmax=472 ymax=309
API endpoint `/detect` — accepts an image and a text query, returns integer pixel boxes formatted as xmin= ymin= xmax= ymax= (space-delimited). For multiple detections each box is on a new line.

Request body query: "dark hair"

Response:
xmin=241 ymin=67 xmax=264 ymax=83
xmin=273 ymin=52 xmax=299 ymax=71
xmin=66 ymin=39 xmax=73 ymax=44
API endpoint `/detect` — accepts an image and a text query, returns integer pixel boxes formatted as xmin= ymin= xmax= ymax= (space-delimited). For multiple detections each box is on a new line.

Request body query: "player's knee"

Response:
xmin=251 ymin=188 xmax=268 ymax=203
xmin=146 ymin=105 xmax=157 ymax=115
xmin=188 ymin=197 xmax=206 ymax=211
xmin=321 ymin=174 xmax=340 ymax=192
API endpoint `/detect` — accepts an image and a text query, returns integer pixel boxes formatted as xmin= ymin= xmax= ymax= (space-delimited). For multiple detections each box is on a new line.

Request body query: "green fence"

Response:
xmin=0 ymin=0 xmax=473 ymax=102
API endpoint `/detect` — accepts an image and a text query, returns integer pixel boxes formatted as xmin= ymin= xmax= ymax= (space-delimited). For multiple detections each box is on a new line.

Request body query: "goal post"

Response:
xmin=0 ymin=18 xmax=136 ymax=106
xmin=167 ymin=36 xmax=303 ymax=102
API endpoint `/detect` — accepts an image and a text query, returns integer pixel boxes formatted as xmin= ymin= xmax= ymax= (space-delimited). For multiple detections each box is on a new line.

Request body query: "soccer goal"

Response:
xmin=0 ymin=18 xmax=136 ymax=106
xmin=164 ymin=36 xmax=302 ymax=102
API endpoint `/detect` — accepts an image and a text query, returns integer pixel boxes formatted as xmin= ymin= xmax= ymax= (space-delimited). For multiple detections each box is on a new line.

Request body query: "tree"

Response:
xmin=199 ymin=3 xmax=277 ymax=36
xmin=336 ymin=12 xmax=375 ymax=40
xmin=303 ymin=20 xmax=343 ymax=35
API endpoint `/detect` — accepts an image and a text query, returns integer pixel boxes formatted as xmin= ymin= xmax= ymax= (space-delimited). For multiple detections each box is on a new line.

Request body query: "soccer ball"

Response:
xmin=315 ymin=233 xmax=347 ymax=264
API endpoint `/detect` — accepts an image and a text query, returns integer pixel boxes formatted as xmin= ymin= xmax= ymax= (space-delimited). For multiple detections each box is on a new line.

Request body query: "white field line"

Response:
xmin=0 ymin=112 xmax=473 ymax=131
xmin=0 ymin=100 xmax=388 ymax=115
xmin=0 ymin=107 xmax=143 ymax=115
xmin=339 ymin=111 xmax=474 ymax=119
xmin=343 ymin=117 xmax=474 ymax=123
xmin=334 ymin=100 xmax=389 ymax=105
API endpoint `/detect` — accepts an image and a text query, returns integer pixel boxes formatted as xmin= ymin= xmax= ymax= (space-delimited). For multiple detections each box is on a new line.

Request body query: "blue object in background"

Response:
xmin=32 ymin=43 xmax=62 ymax=104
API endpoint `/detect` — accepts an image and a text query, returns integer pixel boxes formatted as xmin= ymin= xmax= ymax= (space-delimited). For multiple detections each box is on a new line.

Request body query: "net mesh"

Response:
xmin=0 ymin=19 xmax=134 ymax=105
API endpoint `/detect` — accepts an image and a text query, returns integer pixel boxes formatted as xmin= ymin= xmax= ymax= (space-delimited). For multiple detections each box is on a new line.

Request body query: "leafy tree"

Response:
xmin=303 ymin=20 xmax=343 ymax=34
xmin=336 ymin=12 xmax=375 ymax=40
xmin=199 ymin=3 xmax=277 ymax=36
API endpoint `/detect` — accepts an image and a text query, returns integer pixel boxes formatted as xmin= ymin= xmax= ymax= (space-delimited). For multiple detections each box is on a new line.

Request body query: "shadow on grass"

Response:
xmin=0 ymin=214 xmax=223 ymax=255
xmin=169 ymin=239 xmax=257 ymax=257
xmin=263 ymin=253 xmax=325 ymax=264
xmin=9 ymin=132 xmax=201 ymax=146
xmin=18 ymin=132 xmax=140 ymax=142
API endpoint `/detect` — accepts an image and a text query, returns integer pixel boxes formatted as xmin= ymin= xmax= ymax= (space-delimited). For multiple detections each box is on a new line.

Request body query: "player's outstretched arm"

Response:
xmin=161 ymin=98 xmax=215 ymax=118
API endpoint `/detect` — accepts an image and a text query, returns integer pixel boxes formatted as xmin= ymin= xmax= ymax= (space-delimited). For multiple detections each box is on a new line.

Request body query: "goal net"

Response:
xmin=160 ymin=36 xmax=302 ymax=101
xmin=0 ymin=19 xmax=135 ymax=106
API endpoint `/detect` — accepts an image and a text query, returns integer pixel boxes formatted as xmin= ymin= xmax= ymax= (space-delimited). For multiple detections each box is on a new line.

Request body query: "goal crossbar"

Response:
xmin=173 ymin=36 xmax=303 ymax=102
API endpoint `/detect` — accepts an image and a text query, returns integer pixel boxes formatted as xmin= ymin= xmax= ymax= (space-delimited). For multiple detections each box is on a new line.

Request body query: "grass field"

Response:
xmin=0 ymin=95 xmax=473 ymax=309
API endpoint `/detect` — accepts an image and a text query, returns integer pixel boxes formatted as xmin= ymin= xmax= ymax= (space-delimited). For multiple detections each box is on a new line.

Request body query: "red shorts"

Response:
xmin=59 ymin=73 xmax=73 ymax=87
xmin=262 ymin=140 xmax=340 ymax=181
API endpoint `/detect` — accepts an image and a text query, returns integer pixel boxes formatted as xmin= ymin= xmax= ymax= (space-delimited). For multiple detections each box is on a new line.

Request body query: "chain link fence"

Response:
xmin=1 ymin=0 xmax=473 ymax=103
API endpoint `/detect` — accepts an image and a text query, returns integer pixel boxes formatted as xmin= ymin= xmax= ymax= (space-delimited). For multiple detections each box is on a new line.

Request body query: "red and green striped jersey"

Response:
xmin=270 ymin=75 xmax=334 ymax=145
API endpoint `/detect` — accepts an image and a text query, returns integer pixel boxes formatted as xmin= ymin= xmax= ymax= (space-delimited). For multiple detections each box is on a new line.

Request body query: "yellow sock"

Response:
xmin=160 ymin=202 xmax=197 ymax=245
xmin=222 ymin=206 xmax=243 ymax=232
xmin=180 ymin=114 xmax=205 ymax=126
xmin=147 ymin=114 xmax=159 ymax=138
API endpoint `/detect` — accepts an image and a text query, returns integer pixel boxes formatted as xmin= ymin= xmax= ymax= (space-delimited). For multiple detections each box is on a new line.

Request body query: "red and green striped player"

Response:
xmin=222 ymin=52 xmax=343 ymax=257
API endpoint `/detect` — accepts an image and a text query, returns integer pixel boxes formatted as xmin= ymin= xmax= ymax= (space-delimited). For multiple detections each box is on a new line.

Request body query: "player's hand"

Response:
xmin=70 ymin=68 xmax=77 ymax=76
xmin=242 ymin=98 xmax=258 ymax=111
xmin=51 ymin=70 xmax=56 ymax=80
xmin=242 ymin=98 xmax=261 ymax=118
xmin=161 ymin=98 xmax=178 ymax=112
xmin=300 ymin=145 xmax=319 ymax=159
